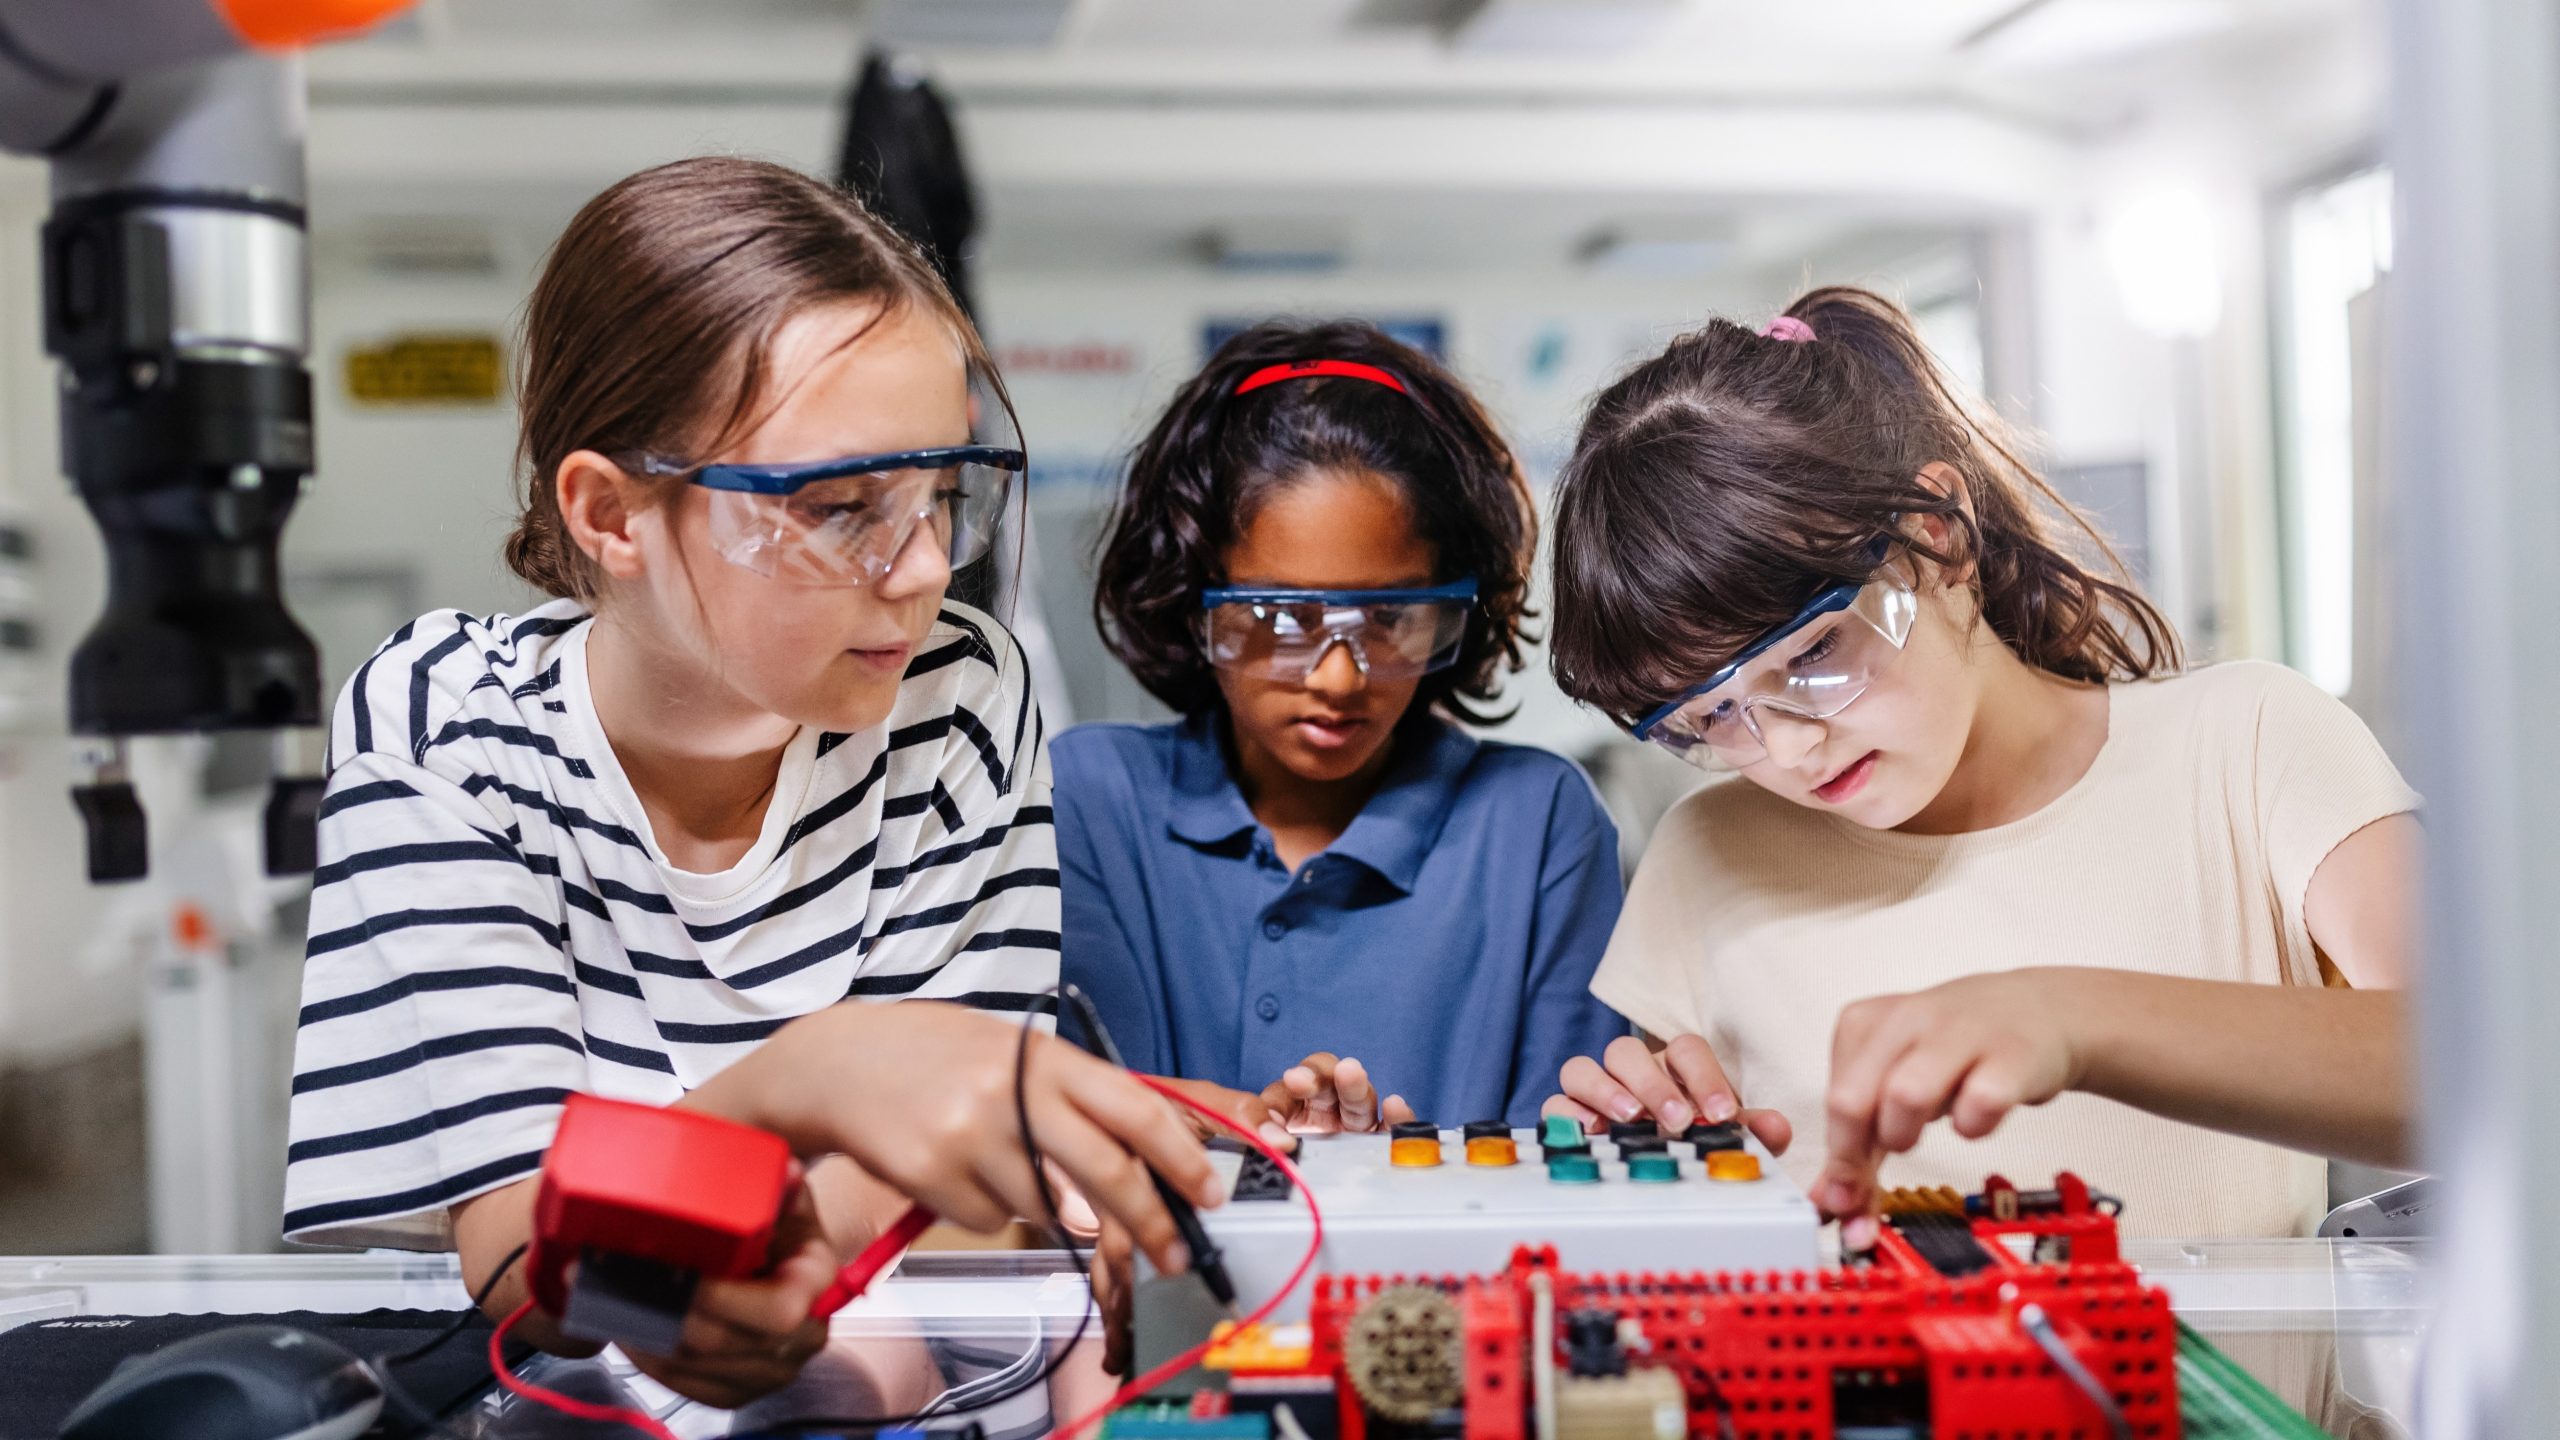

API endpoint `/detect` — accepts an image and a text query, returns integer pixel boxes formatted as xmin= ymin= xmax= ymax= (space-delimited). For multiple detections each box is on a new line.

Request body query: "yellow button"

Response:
xmin=1465 ymin=1136 xmax=1519 ymax=1167
xmin=1704 ymin=1149 xmax=1762 ymax=1182
xmin=1390 ymin=1136 xmax=1444 ymax=1168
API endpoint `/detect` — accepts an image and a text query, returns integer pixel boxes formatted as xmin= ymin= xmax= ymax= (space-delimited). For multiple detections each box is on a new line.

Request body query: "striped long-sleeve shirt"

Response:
xmin=281 ymin=599 xmax=1057 ymax=1249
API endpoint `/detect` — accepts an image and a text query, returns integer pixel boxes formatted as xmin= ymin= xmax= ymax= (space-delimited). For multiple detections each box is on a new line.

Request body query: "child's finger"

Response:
xmin=1335 ymin=1058 xmax=1379 ymax=1132
xmin=1382 ymin=1094 xmax=1417 ymax=1128
xmin=688 ymin=1200 xmax=836 ymax=1344
xmin=1874 ymin=1043 xmax=1977 ymax=1152
xmin=1810 ymin=1122 xmax=1888 ymax=1218
xmin=1062 ymin=1066 xmax=1224 ymax=1210
xmin=1660 ymin=1033 xmax=1745 ymax=1127
xmin=1824 ymin=1001 xmax=1925 ymax=1175
xmin=997 ymin=1110 xmax=1186 ymax=1273
xmin=689 ymin=1265 xmax=833 ymax=1348
xmin=1542 ymin=1094 xmax=1603 ymax=1130
xmin=1840 ymin=1214 xmax=1882 ymax=1255
xmin=1559 ymin=1054 xmax=1644 ymax=1124
xmin=1092 ymin=1220 xmax=1136 ymax=1377
xmin=1741 ymin=1106 xmax=1793 ymax=1156
xmin=1949 ymin=1053 xmax=2035 ymax=1139
xmin=1601 ymin=1035 xmax=1692 ymax=1128
xmin=1052 ymin=1170 xmax=1102 ymax=1237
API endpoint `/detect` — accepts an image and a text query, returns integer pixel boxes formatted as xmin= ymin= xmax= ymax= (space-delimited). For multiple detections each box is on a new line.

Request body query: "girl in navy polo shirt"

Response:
xmin=1057 ymin=320 xmax=1625 ymax=1132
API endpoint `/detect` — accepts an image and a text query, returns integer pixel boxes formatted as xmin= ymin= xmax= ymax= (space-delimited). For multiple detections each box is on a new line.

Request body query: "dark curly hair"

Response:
xmin=1093 ymin=320 xmax=1535 ymax=725
xmin=1550 ymin=285 xmax=2179 ymax=728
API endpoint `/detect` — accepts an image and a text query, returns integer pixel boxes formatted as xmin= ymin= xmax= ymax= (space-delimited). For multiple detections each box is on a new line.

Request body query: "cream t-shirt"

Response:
xmin=1591 ymin=660 xmax=2419 ymax=1239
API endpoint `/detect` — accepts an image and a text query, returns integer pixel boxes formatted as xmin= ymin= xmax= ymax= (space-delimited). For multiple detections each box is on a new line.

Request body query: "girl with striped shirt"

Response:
xmin=281 ymin=157 xmax=1216 ymax=1408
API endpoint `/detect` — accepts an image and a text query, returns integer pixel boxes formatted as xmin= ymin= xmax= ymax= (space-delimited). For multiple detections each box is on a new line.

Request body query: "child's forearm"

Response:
xmin=2067 ymin=970 xmax=2412 ymax=1170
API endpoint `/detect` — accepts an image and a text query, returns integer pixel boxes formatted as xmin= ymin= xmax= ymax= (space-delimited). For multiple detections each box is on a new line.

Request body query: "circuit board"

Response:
xmin=1119 ymin=1171 xmax=2334 ymax=1440
xmin=1132 ymin=1119 xmax=1817 ymax=1378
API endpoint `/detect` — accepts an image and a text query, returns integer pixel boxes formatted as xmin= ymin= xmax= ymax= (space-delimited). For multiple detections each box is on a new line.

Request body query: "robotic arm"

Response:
xmin=0 ymin=0 xmax=410 ymax=881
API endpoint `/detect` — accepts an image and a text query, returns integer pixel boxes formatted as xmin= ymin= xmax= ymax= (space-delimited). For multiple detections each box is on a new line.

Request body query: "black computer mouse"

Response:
xmin=56 ymin=1323 xmax=385 ymax=1440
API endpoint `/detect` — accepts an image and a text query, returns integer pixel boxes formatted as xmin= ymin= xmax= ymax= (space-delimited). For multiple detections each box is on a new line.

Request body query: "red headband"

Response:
xmin=1232 ymin=358 xmax=1410 ymax=397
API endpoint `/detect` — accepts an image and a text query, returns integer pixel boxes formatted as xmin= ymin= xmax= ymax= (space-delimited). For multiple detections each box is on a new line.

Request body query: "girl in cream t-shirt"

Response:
xmin=1537 ymin=285 xmax=2418 ymax=1240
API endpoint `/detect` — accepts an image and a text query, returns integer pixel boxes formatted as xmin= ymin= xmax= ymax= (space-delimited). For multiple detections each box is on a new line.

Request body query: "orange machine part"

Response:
xmin=214 ymin=0 xmax=418 ymax=48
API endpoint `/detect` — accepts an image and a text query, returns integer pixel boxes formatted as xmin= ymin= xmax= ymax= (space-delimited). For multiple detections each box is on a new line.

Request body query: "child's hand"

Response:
xmin=1546 ymin=1034 xmax=1792 ymax=1154
xmin=1258 ymin=1053 xmax=1416 ymax=1134
xmin=620 ymin=1166 xmax=839 ymax=1408
xmin=690 ymin=1002 xmax=1222 ymax=1282
xmin=1813 ymin=973 xmax=2082 ymax=1245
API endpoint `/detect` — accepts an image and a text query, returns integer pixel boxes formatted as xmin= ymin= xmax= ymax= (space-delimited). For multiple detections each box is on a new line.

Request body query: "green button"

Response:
xmin=1539 ymin=1115 xmax=1584 ymax=1149
xmin=1547 ymin=1154 xmax=1601 ymax=1185
xmin=1627 ymin=1153 xmax=1681 ymax=1184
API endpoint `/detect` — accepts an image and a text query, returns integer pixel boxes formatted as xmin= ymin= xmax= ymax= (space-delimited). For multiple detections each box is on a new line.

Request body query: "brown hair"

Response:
xmin=1092 ymin=319 xmax=1537 ymax=725
xmin=506 ymin=155 xmax=1010 ymax=600
xmin=1549 ymin=285 xmax=2179 ymax=726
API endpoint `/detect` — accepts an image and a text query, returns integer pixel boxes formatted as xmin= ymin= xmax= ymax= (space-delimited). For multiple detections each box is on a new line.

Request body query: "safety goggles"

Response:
xmin=635 ymin=444 xmax=1023 ymax=587
xmin=1198 ymin=579 xmax=1477 ymax=684
xmin=1629 ymin=567 xmax=1918 ymax=772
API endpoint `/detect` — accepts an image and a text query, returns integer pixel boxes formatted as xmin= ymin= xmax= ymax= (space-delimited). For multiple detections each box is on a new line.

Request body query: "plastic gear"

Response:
xmin=1343 ymin=1283 xmax=1465 ymax=1423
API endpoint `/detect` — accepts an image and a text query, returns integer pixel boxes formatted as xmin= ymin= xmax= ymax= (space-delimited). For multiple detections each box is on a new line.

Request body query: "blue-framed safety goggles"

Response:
xmin=1630 ymin=564 xmax=1917 ymax=772
xmin=1198 ymin=579 xmax=1478 ymax=683
xmin=638 ymin=444 xmax=1025 ymax=587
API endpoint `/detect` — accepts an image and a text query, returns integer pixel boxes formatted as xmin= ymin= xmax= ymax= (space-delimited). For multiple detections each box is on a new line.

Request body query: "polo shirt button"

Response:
xmin=1262 ymin=918 xmax=1287 ymax=940
xmin=1256 ymin=994 xmax=1281 ymax=1021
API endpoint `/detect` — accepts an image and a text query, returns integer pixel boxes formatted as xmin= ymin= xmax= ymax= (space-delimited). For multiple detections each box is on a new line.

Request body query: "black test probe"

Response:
xmin=1054 ymin=984 xmax=1240 ymax=1310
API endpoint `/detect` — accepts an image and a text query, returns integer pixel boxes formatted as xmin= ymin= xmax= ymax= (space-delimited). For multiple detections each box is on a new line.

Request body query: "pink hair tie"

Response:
xmin=1761 ymin=315 xmax=1816 ymax=343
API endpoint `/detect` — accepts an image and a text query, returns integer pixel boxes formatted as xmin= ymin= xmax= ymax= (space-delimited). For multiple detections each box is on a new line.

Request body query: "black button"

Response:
xmin=1390 ymin=1121 xmax=1439 ymax=1142
xmin=1684 ymin=1120 xmax=1747 ymax=1154
xmin=1462 ymin=1120 xmax=1511 ymax=1141
xmin=1254 ymin=994 xmax=1280 ymax=1021
xmin=1234 ymin=1151 xmax=1295 ymax=1202
xmin=1615 ymin=1135 xmax=1669 ymax=1155
xmin=1261 ymin=918 xmax=1287 ymax=940
xmin=1606 ymin=1119 xmax=1659 ymax=1144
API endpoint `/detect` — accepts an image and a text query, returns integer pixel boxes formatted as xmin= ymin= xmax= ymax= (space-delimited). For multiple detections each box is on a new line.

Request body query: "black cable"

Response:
xmin=734 ymin=988 xmax=1097 ymax=1436
xmin=372 ymin=1241 xmax=530 ymax=1438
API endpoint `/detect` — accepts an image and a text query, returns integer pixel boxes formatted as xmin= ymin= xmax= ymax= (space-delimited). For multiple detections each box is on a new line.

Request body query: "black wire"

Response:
xmin=735 ymin=988 xmax=1097 ymax=1436
xmin=372 ymin=1241 xmax=531 ymax=1438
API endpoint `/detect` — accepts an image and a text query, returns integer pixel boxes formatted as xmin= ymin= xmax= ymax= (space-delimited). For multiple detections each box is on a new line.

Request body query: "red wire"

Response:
xmin=485 ymin=1084 xmax=1318 ymax=1439
xmin=488 ymin=1298 xmax=682 ymax=1440
xmin=812 ymin=1201 xmax=938 ymax=1318
xmin=1048 ymin=1076 xmax=1326 ymax=1439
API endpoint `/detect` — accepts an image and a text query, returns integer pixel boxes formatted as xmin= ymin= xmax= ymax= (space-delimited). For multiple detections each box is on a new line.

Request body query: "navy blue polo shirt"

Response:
xmin=1054 ymin=710 xmax=1628 ymax=1127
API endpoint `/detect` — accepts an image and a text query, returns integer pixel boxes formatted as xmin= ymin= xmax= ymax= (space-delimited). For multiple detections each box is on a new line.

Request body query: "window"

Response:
xmin=2278 ymin=166 xmax=2393 ymax=695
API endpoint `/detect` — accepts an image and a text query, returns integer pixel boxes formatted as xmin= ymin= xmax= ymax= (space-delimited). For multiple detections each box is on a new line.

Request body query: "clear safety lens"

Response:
xmin=1648 ymin=575 xmax=1917 ymax=772
xmin=701 ymin=457 xmax=1013 ymax=587
xmin=1201 ymin=597 xmax=1471 ymax=683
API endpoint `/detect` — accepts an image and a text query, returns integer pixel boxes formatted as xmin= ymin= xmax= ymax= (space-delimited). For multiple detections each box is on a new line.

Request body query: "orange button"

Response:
xmin=1465 ymin=1136 xmax=1519 ymax=1167
xmin=1704 ymin=1150 xmax=1762 ymax=1182
xmin=1390 ymin=1136 xmax=1444 ymax=1168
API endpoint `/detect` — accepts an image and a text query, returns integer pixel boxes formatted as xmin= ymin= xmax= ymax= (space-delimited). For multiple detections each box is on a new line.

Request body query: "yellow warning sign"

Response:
xmin=345 ymin=334 xmax=504 ymax=405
